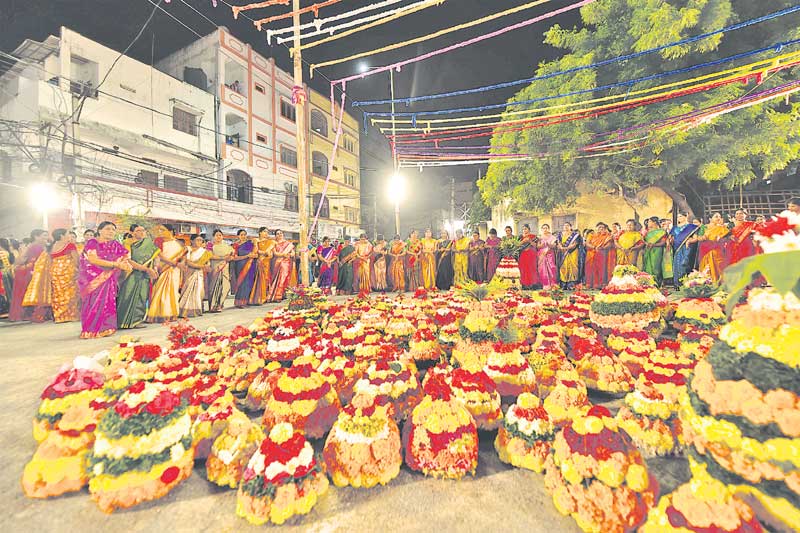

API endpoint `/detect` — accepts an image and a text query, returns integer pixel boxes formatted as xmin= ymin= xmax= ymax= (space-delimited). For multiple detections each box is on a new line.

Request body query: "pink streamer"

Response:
xmin=330 ymin=0 xmax=596 ymax=87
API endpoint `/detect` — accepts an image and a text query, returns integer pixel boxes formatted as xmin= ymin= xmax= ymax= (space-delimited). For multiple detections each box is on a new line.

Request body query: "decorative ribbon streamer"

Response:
xmin=268 ymin=0 xmax=407 ymax=43
xmin=231 ymin=0 xmax=288 ymax=19
xmin=253 ymin=0 xmax=343 ymax=30
xmin=308 ymin=91 xmax=348 ymax=239
xmin=352 ymin=3 xmax=800 ymax=107
xmin=303 ymin=0 xmax=446 ymax=59
xmin=367 ymin=37 xmax=800 ymax=124
xmin=327 ymin=0 xmax=595 ymax=84
xmin=310 ymin=0 xmax=552 ymax=72
xmin=373 ymin=47 xmax=800 ymax=137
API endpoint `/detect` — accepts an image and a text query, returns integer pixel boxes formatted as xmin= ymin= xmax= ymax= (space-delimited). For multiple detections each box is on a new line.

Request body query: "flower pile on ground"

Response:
xmin=590 ymin=265 xmax=667 ymax=334
xmin=495 ymin=393 xmax=555 ymax=473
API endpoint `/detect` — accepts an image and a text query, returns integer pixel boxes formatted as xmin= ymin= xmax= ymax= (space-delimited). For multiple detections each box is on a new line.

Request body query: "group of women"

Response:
xmin=2 ymin=222 xmax=297 ymax=339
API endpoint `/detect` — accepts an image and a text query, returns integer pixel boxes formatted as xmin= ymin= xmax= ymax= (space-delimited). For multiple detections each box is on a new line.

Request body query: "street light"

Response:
xmin=29 ymin=181 xmax=57 ymax=229
xmin=387 ymin=172 xmax=406 ymax=236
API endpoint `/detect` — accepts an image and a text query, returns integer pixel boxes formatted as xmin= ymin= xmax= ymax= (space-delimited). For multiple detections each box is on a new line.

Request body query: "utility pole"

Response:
xmin=292 ymin=0 xmax=309 ymax=285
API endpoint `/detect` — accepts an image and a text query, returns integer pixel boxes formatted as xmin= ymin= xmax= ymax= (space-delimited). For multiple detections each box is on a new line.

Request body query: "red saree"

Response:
xmin=728 ymin=221 xmax=758 ymax=266
xmin=584 ymin=232 xmax=615 ymax=289
xmin=518 ymin=234 xmax=538 ymax=288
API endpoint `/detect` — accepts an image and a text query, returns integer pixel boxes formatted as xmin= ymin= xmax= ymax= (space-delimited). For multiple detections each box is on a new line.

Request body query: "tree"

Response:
xmin=467 ymin=189 xmax=491 ymax=229
xmin=480 ymin=0 xmax=800 ymax=213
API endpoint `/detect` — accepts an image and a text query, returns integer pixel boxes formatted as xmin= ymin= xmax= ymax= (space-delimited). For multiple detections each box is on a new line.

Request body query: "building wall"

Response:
xmin=491 ymin=186 xmax=674 ymax=234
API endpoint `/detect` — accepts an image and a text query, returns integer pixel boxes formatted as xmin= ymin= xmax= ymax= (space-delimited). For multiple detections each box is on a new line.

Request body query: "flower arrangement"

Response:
xmin=448 ymin=367 xmax=503 ymax=430
xmin=590 ymin=266 xmax=666 ymax=333
xmin=544 ymin=406 xmax=658 ymax=533
xmin=680 ymin=270 xmax=719 ymax=298
xmin=205 ymin=410 xmax=265 ymax=488
xmin=190 ymin=395 xmax=238 ymax=460
xmin=323 ymin=393 xmax=402 ymax=488
xmin=498 ymin=235 xmax=523 ymax=259
xmin=542 ymin=378 xmax=591 ymax=427
xmin=483 ymin=343 xmax=537 ymax=398
xmin=495 ymin=393 xmax=555 ymax=473
xmin=33 ymin=365 xmax=105 ymax=443
xmin=402 ymin=376 xmax=479 ymax=479
xmin=352 ymin=359 xmax=422 ymax=421
xmin=409 ymin=327 xmax=443 ymax=362
xmin=261 ymin=364 xmax=341 ymax=439
xmin=236 ymin=423 xmax=328 ymax=525
xmin=87 ymin=381 xmax=193 ymax=513
xmin=569 ymin=337 xmax=634 ymax=394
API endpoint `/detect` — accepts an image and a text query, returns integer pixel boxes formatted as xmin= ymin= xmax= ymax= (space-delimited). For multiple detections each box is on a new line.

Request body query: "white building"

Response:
xmin=156 ymin=27 xmax=307 ymax=239
xmin=0 ymin=27 xmax=292 ymax=238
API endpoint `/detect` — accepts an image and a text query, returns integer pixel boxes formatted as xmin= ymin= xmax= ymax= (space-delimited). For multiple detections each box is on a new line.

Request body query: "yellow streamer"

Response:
xmin=372 ymin=50 xmax=800 ymax=133
xmin=301 ymin=0 xmax=446 ymax=60
xmin=309 ymin=0 xmax=552 ymax=71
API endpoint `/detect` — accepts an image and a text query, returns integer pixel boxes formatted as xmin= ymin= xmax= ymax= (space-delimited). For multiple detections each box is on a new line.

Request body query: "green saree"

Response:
xmin=642 ymin=229 xmax=667 ymax=285
xmin=117 ymin=237 xmax=159 ymax=329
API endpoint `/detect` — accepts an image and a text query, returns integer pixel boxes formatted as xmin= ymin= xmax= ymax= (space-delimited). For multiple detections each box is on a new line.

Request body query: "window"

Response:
xmin=343 ymin=136 xmax=355 ymax=153
xmin=312 ymin=151 xmax=328 ymax=176
xmin=312 ymin=193 xmax=330 ymax=219
xmin=310 ymin=110 xmax=328 ymax=137
xmin=254 ymin=83 xmax=265 ymax=94
xmin=284 ymin=183 xmax=298 ymax=212
xmin=173 ymin=107 xmax=197 ymax=135
xmin=280 ymin=99 xmax=296 ymax=122
xmin=163 ymin=175 xmax=188 ymax=193
xmin=345 ymin=207 xmax=359 ymax=224
xmin=256 ymin=133 xmax=267 ymax=144
xmin=137 ymin=170 xmax=159 ymax=187
xmin=280 ymin=146 xmax=297 ymax=168
xmin=344 ymin=169 xmax=357 ymax=187
xmin=226 ymin=170 xmax=253 ymax=204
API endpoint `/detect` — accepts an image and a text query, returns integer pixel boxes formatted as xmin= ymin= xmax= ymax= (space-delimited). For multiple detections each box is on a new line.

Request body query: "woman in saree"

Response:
xmin=518 ymin=224 xmax=538 ymax=289
xmin=147 ymin=224 xmax=186 ymax=323
xmin=405 ymin=230 xmax=424 ymax=290
xmin=642 ymin=217 xmax=668 ymax=286
xmin=207 ymin=229 xmax=234 ymax=312
xmin=669 ymin=213 xmax=698 ymax=285
xmin=23 ymin=232 xmax=55 ymax=323
xmin=453 ymin=229 xmax=470 ymax=287
xmin=9 ymin=229 xmax=48 ymax=322
xmin=420 ymin=229 xmax=438 ymax=289
xmin=484 ymin=228 xmax=501 ymax=282
xmin=337 ymin=240 xmax=356 ymax=294
xmin=578 ymin=229 xmax=592 ymax=285
xmin=660 ymin=219 xmax=675 ymax=285
xmin=371 ymin=235 xmax=388 ymax=292
xmin=179 ymin=234 xmax=212 ymax=318
xmin=691 ymin=213 xmax=730 ymax=283
xmin=388 ymin=235 xmax=406 ymax=292
xmin=317 ymin=237 xmax=338 ymax=290
xmin=79 ymin=221 xmax=131 ymax=338
xmin=584 ymin=223 xmax=615 ymax=289
xmin=468 ymin=230 xmax=485 ymax=282
xmin=354 ymin=234 xmax=373 ymax=294
xmin=250 ymin=227 xmax=274 ymax=305
xmin=267 ymin=230 xmax=295 ymax=302
xmin=556 ymin=223 xmax=582 ymax=290
xmin=435 ymin=230 xmax=454 ymax=290
xmin=48 ymin=228 xmax=80 ymax=323
xmin=230 ymin=229 xmax=257 ymax=308
xmin=616 ymin=219 xmax=644 ymax=266
xmin=537 ymin=224 xmax=558 ymax=288
xmin=729 ymin=209 xmax=758 ymax=266
xmin=117 ymin=224 xmax=159 ymax=328
xmin=0 ymin=238 xmax=14 ymax=317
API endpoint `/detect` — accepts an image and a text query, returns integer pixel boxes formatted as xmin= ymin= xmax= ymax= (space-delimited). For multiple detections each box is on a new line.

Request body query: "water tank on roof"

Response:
xmin=183 ymin=67 xmax=208 ymax=91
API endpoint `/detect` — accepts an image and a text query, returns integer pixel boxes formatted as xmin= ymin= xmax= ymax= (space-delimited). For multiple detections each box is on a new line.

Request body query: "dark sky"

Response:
xmin=1 ymin=0 xmax=581 ymax=224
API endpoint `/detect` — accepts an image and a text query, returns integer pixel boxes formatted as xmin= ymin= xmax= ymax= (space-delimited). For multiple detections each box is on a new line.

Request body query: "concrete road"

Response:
xmin=0 ymin=305 xmax=686 ymax=532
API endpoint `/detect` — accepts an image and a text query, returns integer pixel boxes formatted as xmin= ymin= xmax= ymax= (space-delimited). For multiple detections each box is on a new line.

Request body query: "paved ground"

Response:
xmin=0 ymin=302 xmax=689 ymax=533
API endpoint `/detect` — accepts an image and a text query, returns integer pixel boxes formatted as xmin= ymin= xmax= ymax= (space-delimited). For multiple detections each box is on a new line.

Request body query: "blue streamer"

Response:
xmin=363 ymin=37 xmax=800 ymax=119
xmin=353 ymin=3 xmax=800 ymax=109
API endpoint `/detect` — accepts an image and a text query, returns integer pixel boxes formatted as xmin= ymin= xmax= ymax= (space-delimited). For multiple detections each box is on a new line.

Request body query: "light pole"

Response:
xmin=387 ymin=172 xmax=405 ymax=236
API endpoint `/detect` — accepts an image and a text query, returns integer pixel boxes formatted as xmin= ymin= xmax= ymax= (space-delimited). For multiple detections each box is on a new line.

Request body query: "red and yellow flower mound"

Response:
xmin=409 ymin=327 xmax=443 ymax=362
xmin=402 ymin=376 xmax=478 ymax=479
xmin=205 ymin=411 xmax=264 ymax=489
xmin=236 ymin=423 xmax=328 ymax=525
xmin=34 ymin=367 xmax=105 ymax=442
xmin=262 ymin=364 xmax=341 ymax=439
xmin=483 ymin=343 xmax=536 ymax=398
xmin=353 ymin=359 xmax=422 ymax=421
xmin=545 ymin=406 xmax=658 ymax=532
xmin=495 ymin=393 xmax=555 ymax=473
xmin=190 ymin=395 xmax=238 ymax=460
xmin=323 ymin=394 xmax=402 ymax=488
xmin=570 ymin=338 xmax=634 ymax=394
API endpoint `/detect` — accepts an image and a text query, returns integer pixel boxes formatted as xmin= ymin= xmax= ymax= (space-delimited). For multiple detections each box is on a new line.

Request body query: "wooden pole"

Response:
xmin=293 ymin=0 xmax=309 ymax=285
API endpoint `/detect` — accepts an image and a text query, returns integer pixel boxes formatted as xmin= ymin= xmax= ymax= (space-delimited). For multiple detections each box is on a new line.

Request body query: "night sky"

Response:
xmin=1 ymin=0 xmax=581 ymax=225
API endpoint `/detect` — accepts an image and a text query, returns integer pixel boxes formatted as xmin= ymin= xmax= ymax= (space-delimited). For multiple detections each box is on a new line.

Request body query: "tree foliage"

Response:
xmin=480 ymin=0 xmax=800 ymax=213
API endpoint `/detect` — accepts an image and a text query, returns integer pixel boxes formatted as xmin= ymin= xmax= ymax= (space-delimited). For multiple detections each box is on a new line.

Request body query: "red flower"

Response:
xmin=128 ymin=381 xmax=146 ymax=394
xmin=587 ymin=405 xmax=611 ymax=418
xmin=758 ymin=214 xmax=794 ymax=239
xmin=423 ymin=374 xmax=452 ymax=401
xmin=160 ymin=466 xmax=181 ymax=484
xmin=145 ymin=390 xmax=182 ymax=416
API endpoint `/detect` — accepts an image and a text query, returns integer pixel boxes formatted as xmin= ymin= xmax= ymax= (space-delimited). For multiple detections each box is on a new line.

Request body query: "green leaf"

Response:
xmin=722 ymin=251 xmax=800 ymax=315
